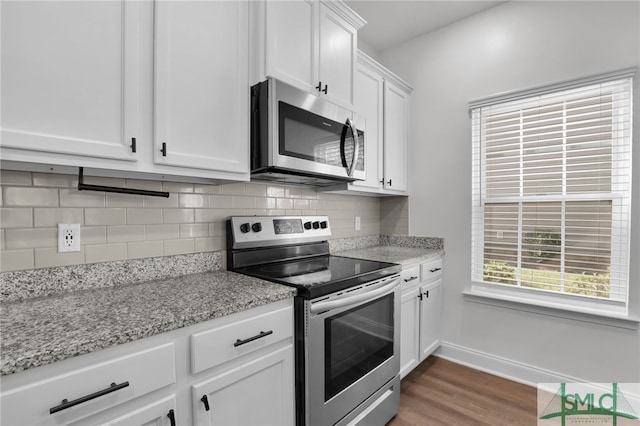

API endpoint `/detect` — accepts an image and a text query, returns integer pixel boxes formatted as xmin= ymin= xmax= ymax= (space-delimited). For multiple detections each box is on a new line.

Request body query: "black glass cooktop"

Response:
xmin=237 ymin=255 xmax=401 ymax=299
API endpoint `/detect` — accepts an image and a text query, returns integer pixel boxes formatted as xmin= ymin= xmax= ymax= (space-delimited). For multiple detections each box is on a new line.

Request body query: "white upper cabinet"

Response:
xmin=323 ymin=51 xmax=413 ymax=196
xmin=252 ymin=0 xmax=365 ymax=109
xmin=350 ymin=62 xmax=384 ymax=192
xmin=1 ymin=0 xmax=250 ymax=183
xmin=154 ymin=0 xmax=249 ymax=175
xmin=383 ymin=80 xmax=410 ymax=193
xmin=1 ymin=0 xmax=142 ymax=163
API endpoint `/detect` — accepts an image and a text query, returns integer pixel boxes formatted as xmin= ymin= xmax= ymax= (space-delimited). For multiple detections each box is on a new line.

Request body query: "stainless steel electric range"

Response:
xmin=227 ymin=216 xmax=401 ymax=426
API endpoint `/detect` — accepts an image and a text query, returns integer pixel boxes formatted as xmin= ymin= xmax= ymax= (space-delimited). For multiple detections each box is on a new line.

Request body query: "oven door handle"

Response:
xmin=310 ymin=278 xmax=399 ymax=314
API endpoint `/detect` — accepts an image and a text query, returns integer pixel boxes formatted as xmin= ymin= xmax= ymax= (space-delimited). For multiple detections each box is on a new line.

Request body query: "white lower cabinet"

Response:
xmin=0 ymin=298 xmax=295 ymax=426
xmin=192 ymin=345 xmax=294 ymax=426
xmin=399 ymin=257 xmax=443 ymax=379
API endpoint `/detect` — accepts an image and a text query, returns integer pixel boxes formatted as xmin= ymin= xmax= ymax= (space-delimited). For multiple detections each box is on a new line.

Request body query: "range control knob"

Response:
xmin=239 ymin=223 xmax=251 ymax=233
xmin=251 ymin=222 xmax=262 ymax=232
xmin=304 ymin=221 xmax=312 ymax=230
xmin=312 ymin=221 xmax=320 ymax=229
xmin=320 ymin=221 xmax=328 ymax=229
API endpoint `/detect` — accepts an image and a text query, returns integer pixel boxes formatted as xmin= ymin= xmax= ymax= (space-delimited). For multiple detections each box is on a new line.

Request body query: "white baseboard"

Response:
xmin=434 ymin=341 xmax=583 ymax=387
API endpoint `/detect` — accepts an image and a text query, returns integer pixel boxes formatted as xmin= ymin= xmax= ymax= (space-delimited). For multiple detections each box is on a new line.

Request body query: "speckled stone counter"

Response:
xmin=333 ymin=234 xmax=444 ymax=265
xmin=0 ymin=271 xmax=295 ymax=376
xmin=335 ymin=245 xmax=443 ymax=266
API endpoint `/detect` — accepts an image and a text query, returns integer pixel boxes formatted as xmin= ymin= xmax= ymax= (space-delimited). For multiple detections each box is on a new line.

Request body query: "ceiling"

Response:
xmin=344 ymin=0 xmax=507 ymax=52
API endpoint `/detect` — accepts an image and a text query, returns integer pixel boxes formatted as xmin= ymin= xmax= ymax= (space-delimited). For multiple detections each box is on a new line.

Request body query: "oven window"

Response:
xmin=324 ymin=293 xmax=394 ymax=401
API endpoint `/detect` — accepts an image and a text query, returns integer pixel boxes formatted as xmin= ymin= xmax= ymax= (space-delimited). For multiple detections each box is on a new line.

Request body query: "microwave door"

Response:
xmin=276 ymin=102 xmax=356 ymax=179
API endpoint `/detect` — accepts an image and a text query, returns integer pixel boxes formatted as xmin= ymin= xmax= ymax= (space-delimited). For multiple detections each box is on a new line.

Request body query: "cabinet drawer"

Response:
xmin=191 ymin=303 xmax=293 ymax=374
xmin=400 ymin=265 xmax=420 ymax=288
xmin=420 ymin=258 xmax=443 ymax=282
xmin=0 ymin=343 xmax=175 ymax=426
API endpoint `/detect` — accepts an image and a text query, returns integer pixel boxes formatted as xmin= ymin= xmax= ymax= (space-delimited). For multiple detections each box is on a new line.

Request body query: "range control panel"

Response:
xmin=229 ymin=216 xmax=331 ymax=249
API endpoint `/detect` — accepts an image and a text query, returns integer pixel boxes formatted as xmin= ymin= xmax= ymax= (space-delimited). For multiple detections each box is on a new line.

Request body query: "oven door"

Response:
xmin=305 ymin=275 xmax=400 ymax=426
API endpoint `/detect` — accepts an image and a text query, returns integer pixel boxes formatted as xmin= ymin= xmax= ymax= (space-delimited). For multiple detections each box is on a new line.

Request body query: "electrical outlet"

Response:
xmin=58 ymin=224 xmax=81 ymax=252
xmin=355 ymin=216 xmax=361 ymax=231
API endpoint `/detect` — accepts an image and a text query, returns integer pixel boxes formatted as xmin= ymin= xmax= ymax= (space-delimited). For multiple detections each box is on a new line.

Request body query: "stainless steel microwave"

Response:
xmin=250 ymin=78 xmax=365 ymax=187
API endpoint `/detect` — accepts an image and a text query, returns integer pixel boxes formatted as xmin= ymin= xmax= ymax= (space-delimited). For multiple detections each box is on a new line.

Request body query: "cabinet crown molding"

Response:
xmin=357 ymin=50 xmax=414 ymax=94
xmin=321 ymin=0 xmax=366 ymax=29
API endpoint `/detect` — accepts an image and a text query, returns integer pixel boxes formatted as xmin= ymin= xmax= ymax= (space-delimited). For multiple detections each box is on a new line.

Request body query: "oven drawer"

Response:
xmin=420 ymin=258 xmax=443 ymax=282
xmin=0 ymin=343 xmax=175 ymax=426
xmin=190 ymin=301 xmax=293 ymax=374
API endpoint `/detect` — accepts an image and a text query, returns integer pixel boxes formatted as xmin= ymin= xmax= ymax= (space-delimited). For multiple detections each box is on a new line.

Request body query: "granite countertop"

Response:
xmin=335 ymin=245 xmax=443 ymax=266
xmin=0 ymin=271 xmax=295 ymax=376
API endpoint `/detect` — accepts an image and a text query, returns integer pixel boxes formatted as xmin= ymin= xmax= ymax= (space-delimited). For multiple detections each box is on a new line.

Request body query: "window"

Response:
xmin=470 ymin=70 xmax=633 ymax=316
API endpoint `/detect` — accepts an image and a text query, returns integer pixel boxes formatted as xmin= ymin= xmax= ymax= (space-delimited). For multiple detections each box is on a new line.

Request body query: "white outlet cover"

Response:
xmin=355 ymin=216 xmax=361 ymax=231
xmin=58 ymin=224 xmax=81 ymax=252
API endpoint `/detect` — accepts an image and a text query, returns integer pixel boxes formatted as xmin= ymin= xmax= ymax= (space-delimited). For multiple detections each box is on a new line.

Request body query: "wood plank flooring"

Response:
xmin=388 ymin=356 xmax=538 ymax=425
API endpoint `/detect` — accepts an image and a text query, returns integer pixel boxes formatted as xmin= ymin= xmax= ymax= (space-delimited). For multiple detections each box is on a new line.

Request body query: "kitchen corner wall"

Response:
xmin=0 ymin=170 xmax=407 ymax=272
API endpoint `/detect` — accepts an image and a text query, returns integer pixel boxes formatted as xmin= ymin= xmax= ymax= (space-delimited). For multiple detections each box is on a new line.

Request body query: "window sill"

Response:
xmin=463 ymin=288 xmax=640 ymax=330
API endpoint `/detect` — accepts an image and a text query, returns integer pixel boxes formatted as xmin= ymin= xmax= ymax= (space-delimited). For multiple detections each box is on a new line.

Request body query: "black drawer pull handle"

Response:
xmin=234 ymin=330 xmax=273 ymax=347
xmin=49 ymin=381 xmax=129 ymax=414
xmin=201 ymin=395 xmax=210 ymax=411
xmin=167 ymin=409 xmax=176 ymax=426
xmin=430 ymin=267 xmax=442 ymax=273
xmin=403 ymin=276 xmax=418 ymax=282
xmin=161 ymin=142 xmax=167 ymax=157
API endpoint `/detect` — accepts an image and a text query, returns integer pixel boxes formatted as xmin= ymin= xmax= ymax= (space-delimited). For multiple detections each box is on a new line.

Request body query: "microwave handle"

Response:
xmin=340 ymin=118 xmax=360 ymax=178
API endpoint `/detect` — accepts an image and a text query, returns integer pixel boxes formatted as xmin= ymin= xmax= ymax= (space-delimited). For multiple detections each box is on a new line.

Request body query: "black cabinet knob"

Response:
xmin=239 ymin=223 xmax=250 ymax=233
xmin=251 ymin=222 xmax=262 ymax=232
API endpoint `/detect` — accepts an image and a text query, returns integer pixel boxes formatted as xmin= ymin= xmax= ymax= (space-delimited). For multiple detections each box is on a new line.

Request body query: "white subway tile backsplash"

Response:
xmin=34 ymin=208 xmax=83 ymax=227
xmin=164 ymin=238 xmax=195 ymax=256
xmin=146 ymin=224 xmax=180 ymax=241
xmin=4 ymin=187 xmax=58 ymax=207
xmin=85 ymin=243 xmax=127 ymax=263
xmin=128 ymin=208 xmax=162 ymax=225
xmin=1 ymin=208 xmax=33 ymax=228
xmin=163 ymin=182 xmax=194 ymax=193
xmin=59 ymin=189 xmax=104 ymax=207
xmin=127 ymin=240 xmax=164 ymax=259
xmin=0 ymin=170 xmax=409 ymax=271
xmin=85 ymin=208 xmax=127 ymax=226
xmin=0 ymin=171 xmax=31 ymax=186
xmin=1 ymin=249 xmax=35 ymax=271
xmin=107 ymin=225 xmax=146 ymax=243
xmin=179 ymin=193 xmax=209 ymax=208
xmin=32 ymin=173 xmax=76 ymax=188
xmin=179 ymin=223 xmax=208 ymax=239
xmin=163 ymin=209 xmax=195 ymax=224
xmin=5 ymin=228 xmax=57 ymax=249
xmin=144 ymin=194 xmax=178 ymax=208
xmin=34 ymin=247 xmax=85 ymax=268
xmin=106 ymin=193 xmax=144 ymax=208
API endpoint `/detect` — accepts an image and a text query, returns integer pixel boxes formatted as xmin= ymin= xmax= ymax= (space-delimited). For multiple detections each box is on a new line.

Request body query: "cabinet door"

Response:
xmin=318 ymin=3 xmax=357 ymax=108
xmin=419 ymin=280 xmax=442 ymax=361
xmin=400 ymin=286 xmax=420 ymax=379
xmin=99 ymin=395 xmax=177 ymax=426
xmin=351 ymin=63 xmax=383 ymax=191
xmin=383 ymin=80 xmax=410 ymax=193
xmin=1 ymin=0 xmax=141 ymax=162
xmin=192 ymin=345 xmax=294 ymax=426
xmin=154 ymin=0 xmax=249 ymax=176
xmin=264 ymin=0 xmax=317 ymax=93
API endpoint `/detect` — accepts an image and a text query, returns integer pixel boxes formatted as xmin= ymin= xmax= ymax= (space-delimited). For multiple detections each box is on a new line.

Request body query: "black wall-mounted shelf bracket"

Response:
xmin=77 ymin=167 xmax=170 ymax=198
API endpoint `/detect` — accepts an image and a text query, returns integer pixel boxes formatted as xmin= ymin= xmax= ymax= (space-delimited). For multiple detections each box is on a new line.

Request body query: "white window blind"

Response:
xmin=470 ymin=71 xmax=633 ymax=315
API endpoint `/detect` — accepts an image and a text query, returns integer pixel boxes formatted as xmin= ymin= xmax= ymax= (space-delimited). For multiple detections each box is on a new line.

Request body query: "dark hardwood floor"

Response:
xmin=388 ymin=356 xmax=538 ymax=426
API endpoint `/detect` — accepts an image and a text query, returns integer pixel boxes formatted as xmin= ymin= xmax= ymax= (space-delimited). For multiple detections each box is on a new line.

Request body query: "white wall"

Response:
xmin=380 ymin=1 xmax=640 ymax=383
